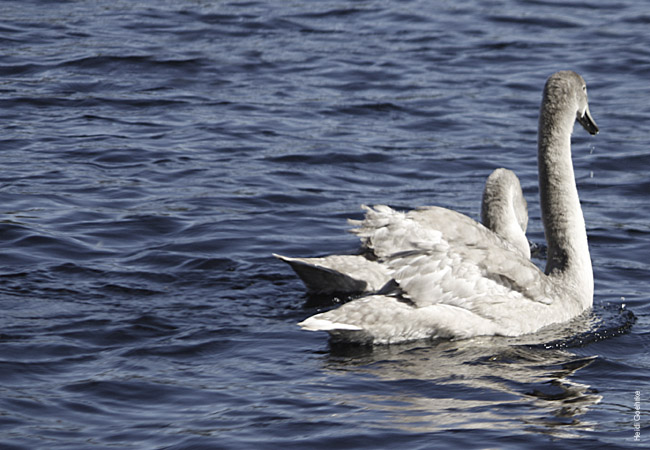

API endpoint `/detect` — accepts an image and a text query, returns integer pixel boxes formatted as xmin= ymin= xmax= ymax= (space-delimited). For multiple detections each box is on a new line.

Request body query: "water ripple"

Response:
xmin=0 ymin=0 xmax=649 ymax=448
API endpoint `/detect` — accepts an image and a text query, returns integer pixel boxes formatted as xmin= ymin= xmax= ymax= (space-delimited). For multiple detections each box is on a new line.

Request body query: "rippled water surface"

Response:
xmin=1 ymin=1 xmax=649 ymax=448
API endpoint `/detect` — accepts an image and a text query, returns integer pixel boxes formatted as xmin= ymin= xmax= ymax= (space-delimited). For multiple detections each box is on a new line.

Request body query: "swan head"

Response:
xmin=544 ymin=71 xmax=599 ymax=135
xmin=576 ymin=83 xmax=599 ymax=135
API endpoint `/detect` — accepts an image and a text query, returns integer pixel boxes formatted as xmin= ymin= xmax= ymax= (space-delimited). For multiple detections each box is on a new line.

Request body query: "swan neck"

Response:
xmin=482 ymin=182 xmax=529 ymax=259
xmin=538 ymin=101 xmax=593 ymax=301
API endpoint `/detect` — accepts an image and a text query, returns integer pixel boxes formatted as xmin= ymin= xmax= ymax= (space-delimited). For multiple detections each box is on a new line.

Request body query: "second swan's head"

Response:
xmin=544 ymin=71 xmax=599 ymax=135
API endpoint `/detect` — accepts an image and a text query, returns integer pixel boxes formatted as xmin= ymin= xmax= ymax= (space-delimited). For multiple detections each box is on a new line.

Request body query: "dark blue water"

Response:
xmin=1 ymin=1 xmax=649 ymax=448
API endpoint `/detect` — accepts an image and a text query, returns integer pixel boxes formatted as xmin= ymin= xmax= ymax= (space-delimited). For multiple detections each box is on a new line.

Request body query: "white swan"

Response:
xmin=298 ymin=71 xmax=598 ymax=344
xmin=275 ymin=168 xmax=530 ymax=295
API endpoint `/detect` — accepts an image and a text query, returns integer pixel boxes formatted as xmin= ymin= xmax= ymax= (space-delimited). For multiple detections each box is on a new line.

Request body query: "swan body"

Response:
xmin=298 ymin=71 xmax=598 ymax=344
xmin=275 ymin=168 xmax=529 ymax=294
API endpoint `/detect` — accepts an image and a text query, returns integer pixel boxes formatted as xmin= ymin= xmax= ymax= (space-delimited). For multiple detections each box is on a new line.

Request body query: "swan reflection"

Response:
xmin=315 ymin=306 xmax=633 ymax=438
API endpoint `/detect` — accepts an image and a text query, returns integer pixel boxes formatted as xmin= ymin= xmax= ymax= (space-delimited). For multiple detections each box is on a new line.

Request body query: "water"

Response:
xmin=0 ymin=0 xmax=649 ymax=448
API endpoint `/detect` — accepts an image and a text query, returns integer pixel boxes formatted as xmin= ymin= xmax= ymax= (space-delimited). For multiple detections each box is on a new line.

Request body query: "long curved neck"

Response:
xmin=538 ymin=102 xmax=593 ymax=303
xmin=482 ymin=184 xmax=530 ymax=259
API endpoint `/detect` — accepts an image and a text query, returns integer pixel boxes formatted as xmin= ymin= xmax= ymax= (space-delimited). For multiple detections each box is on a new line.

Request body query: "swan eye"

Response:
xmin=582 ymin=85 xmax=587 ymax=92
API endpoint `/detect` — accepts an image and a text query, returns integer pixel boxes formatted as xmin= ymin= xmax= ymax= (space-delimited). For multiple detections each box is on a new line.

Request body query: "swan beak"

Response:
xmin=577 ymin=107 xmax=599 ymax=135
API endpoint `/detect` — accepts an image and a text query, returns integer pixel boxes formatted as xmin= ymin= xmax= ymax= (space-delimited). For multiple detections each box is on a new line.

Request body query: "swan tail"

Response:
xmin=298 ymin=316 xmax=363 ymax=332
xmin=273 ymin=254 xmax=368 ymax=294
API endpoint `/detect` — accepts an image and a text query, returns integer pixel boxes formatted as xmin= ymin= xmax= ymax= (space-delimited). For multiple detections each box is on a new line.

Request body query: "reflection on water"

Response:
xmin=324 ymin=343 xmax=600 ymax=437
xmin=315 ymin=304 xmax=634 ymax=438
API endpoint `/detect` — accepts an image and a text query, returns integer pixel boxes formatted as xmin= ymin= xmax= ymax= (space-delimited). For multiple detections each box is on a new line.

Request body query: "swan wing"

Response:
xmin=350 ymin=204 xmax=526 ymax=259
xmin=389 ymin=241 xmax=554 ymax=310
xmin=349 ymin=205 xmax=444 ymax=259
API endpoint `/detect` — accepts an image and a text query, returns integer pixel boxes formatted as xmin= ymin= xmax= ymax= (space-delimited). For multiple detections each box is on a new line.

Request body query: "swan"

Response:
xmin=275 ymin=168 xmax=530 ymax=294
xmin=298 ymin=71 xmax=599 ymax=344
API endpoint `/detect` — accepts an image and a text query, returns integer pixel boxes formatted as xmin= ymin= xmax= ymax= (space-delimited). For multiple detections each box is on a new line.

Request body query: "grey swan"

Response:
xmin=297 ymin=71 xmax=598 ymax=344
